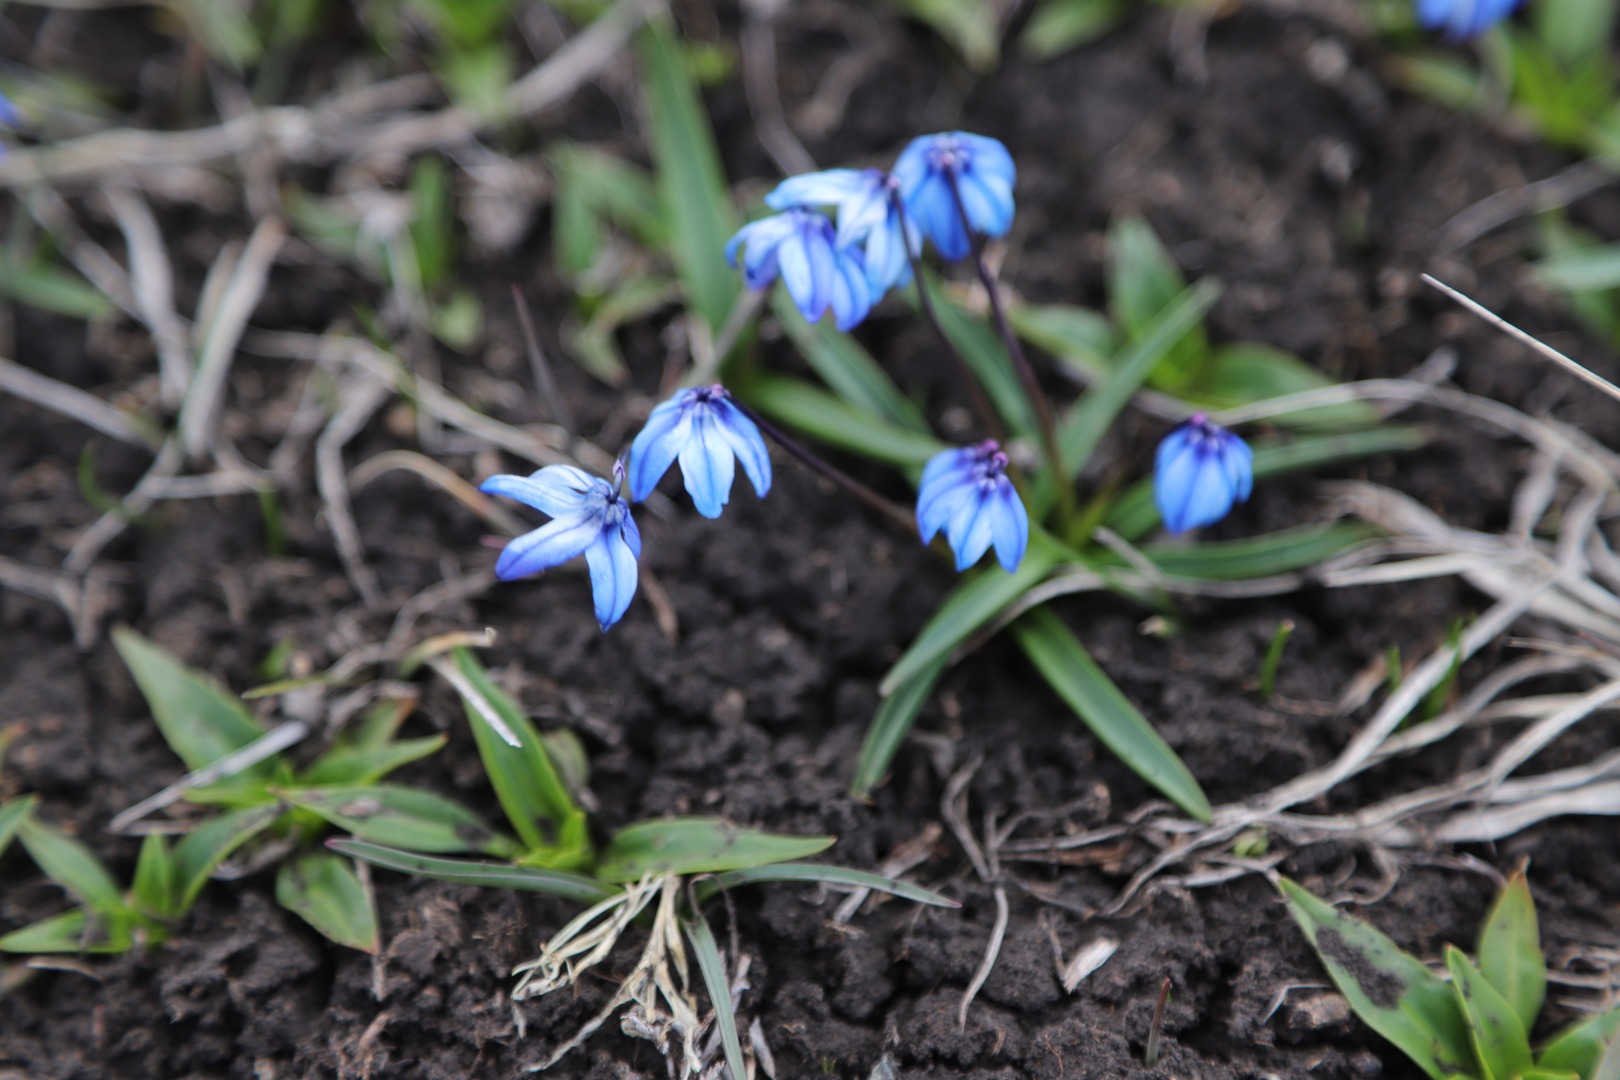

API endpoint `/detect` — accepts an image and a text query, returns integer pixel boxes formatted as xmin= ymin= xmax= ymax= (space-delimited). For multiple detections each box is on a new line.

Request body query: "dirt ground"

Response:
xmin=4 ymin=3 xmax=1620 ymax=1078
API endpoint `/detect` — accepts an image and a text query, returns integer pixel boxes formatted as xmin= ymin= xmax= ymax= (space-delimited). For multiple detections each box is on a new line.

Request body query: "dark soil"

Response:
xmin=4 ymin=5 xmax=1620 ymax=1079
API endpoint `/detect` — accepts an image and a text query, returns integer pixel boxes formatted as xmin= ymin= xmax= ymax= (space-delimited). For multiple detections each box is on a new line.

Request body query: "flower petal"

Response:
xmin=830 ymin=248 xmax=873 ymax=331
xmin=628 ymin=395 xmax=693 ymax=502
xmin=584 ymin=525 xmax=640 ymax=631
xmin=711 ymin=398 xmax=772 ymax=499
xmin=480 ymin=466 xmax=598 ymax=517
xmin=956 ymin=172 xmax=1015 ymax=239
xmin=678 ymin=415 xmax=738 ymax=518
xmin=907 ymin=176 xmax=970 ymax=262
xmin=765 ymin=169 xmax=867 ymax=210
xmin=988 ymin=482 xmax=1029 ymax=573
xmin=493 ymin=509 xmax=601 ymax=580
xmin=947 ymin=491 xmax=997 ymax=571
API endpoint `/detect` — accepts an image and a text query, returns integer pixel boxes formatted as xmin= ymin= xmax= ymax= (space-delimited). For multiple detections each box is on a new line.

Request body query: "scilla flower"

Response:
xmin=1415 ymin=0 xmax=1523 ymax=38
xmin=917 ymin=441 xmax=1028 ymax=573
xmin=894 ymin=132 xmax=1016 ymax=262
xmin=1154 ymin=414 xmax=1253 ymax=535
xmin=480 ymin=464 xmax=641 ymax=631
xmin=726 ymin=208 xmax=873 ymax=330
xmin=628 ymin=385 xmax=771 ymax=518
xmin=764 ymin=168 xmax=918 ymax=294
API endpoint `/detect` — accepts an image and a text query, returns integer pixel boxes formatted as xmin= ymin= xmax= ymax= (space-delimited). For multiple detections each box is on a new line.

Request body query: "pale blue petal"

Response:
xmin=619 ymin=508 xmax=642 ymax=559
xmin=711 ymin=399 xmax=772 ymax=499
xmin=956 ymin=173 xmax=1015 ymax=238
xmin=918 ymin=483 xmax=974 ymax=544
xmin=957 ymin=133 xmax=1016 ymax=186
xmin=778 ymin=232 xmax=821 ymax=319
xmin=480 ymin=466 xmax=598 ymax=517
xmin=863 ymin=216 xmax=912 ymax=293
xmin=948 ymin=493 xmax=997 ymax=571
xmin=920 ymin=446 xmax=975 ymax=493
xmin=805 ymin=227 xmax=838 ymax=320
xmin=766 ymin=169 xmax=866 ymax=210
xmin=678 ymin=416 xmax=738 ymax=518
xmin=628 ymin=398 xmax=693 ymax=502
xmin=584 ymin=527 xmax=640 ymax=631
xmin=907 ymin=177 xmax=970 ymax=262
xmin=1223 ymin=435 xmax=1254 ymax=502
xmin=830 ymin=249 xmax=872 ymax=331
xmin=494 ymin=509 xmax=600 ymax=580
xmin=893 ymin=137 xmax=933 ymax=193
xmin=834 ymin=184 xmax=891 ymax=248
xmin=988 ymin=483 xmax=1029 ymax=573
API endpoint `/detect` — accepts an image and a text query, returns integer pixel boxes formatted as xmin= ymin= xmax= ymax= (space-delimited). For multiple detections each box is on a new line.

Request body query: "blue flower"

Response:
xmin=1154 ymin=414 xmax=1253 ymax=535
xmin=917 ymin=441 xmax=1028 ymax=572
xmin=479 ymin=465 xmax=642 ymax=631
xmin=765 ymin=168 xmax=919 ymax=295
xmin=628 ymin=385 xmax=772 ymax=518
xmin=1415 ymin=0 xmax=1523 ymax=37
xmin=894 ymin=132 xmax=1016 ymax=262
xmin=726 ymin=208 xmax=873 ymax=330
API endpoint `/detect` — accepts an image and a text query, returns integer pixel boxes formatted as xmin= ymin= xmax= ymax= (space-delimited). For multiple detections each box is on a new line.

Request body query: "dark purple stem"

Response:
xmin=942 ymin=172 xmax=1072 ymax=518
xmin=890 ymin=189 xmax=1007 ymax=445
xmin=726 ymin=393 xmax=917 ymax=536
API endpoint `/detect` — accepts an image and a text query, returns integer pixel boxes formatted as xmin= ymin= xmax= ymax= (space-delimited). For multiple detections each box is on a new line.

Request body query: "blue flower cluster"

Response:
xmin=917 ymin=441 xmax=1028 ymax=573
xmin=481 ymin=386 xmax=770 ymax=630
xmin=728 ymin=132 xmax=1017 ymax=332
xmin=1415 ymin=0 xmax=1523 ymax=38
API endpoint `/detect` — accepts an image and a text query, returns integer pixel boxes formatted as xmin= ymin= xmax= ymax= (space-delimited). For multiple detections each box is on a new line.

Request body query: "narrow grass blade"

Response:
xmin=750 ymin=374 xmax=944 ymax=468
xmin=879 ymin=539 xmax=1060 ymax=696
xmin=1011 ymin=607 xmax=1211 ymax=822
xmin=1478 ymin=871 xmax=1546 ymax=1035
xmin=1007 ymin=301 xmax=1114 ymax=373
xmin=449 ymin=648 xmax=591 ymax=867
xmin=1103 ymin=427 xmax=1428 ymax=541
xmin=274 ymin=785 xmax=520 ymax=858
xmin=297 ymin=735 xmax=447 ymax=787
xmin=276 ymin=851 xmax=380 ymax=953
xmin=171 ymin=804 xmax=281 ymax=913
xmin=1448 ymin=945 xmax=1533 ymax=1080
xmin=0 ymin=794 xmax=37 ymax=857
xmin=851 ymin=656 xmax=947 ymax=801
xmin=695 ymin=863 xmax=958 ymax=908
xmin=637 ymin=20 xmax=738 ymax=334
xmin=329 ymin=839 xmax=616 ymax=903
xmin=596 ymin=819 xmax=833 ymax=883
xmin=1277 ymin=877 xmax=1476 ymax=1080
xmin=131 ymin=834 xmax=176 ymax=920
xmin=18 ymin=816 xmax=125 ymax=916
xmin=1135 ymin=522 xmax=1381 ymax=581
xmin=1106 ymin=215 xmax=1208 ymax=392
xmin=112 ymin=626 xmax=274 ymax=776
xmin=772 ymin=293 xmax=929 ymax=431
xmin=0 ymin=908 xmax=137 ymax=954
xmin=681 ymin=909 xmax=746 ymax=1080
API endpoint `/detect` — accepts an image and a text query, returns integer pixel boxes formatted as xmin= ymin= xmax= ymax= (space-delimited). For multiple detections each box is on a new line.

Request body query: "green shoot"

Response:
xmin=1258 ymin=619 xmax=1295 ymax=704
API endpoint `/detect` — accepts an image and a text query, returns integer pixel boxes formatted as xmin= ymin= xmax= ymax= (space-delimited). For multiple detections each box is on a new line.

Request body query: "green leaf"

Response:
xmin=1537 ymin=1004 xmax=1620 ymax=1075
xmin=637 ymin=20 xmax=738 ymax=335
xmin=171 ymin=0 xmax=261 ymax=68
xmin=681 ymin=910 xmax=746 ymax=1080
xmin=0 ymin=260 xmax=116 ymax=320
xmin=1596 ymin=1034 xmax=1620 ymax=1080
xmin=749 ymin=374 xmax=945 ymax=468
xmin=273 ymin=785 xmax=520 ymax=858
xmin=0 ymin=908 xmax=138 ymax=954
xmin=1011 ymin=607 xmax=1211 ymax=821
xmin=17 ymin=816 xmax=125 ymax=916
xmin=886 ymin=0 xmax=998 ymax=70
xmin=595 ymin=819 xmax=833 ymax=883
xmin=299 ymin=735 xmax=447 ymax=787
xmin=1449 ymin=945 xmax=1534 ymax=1080
xmin=1019 ymin=0 xmax=1128 ymax=60
xmin=171 ymin=805 xmax=281 ymax=914
xmin=1103 ymin=427 xmax=1428 ymax=542
xmin=0 ymin=794 xmax=37 ymax=857
xmin=548 ymin=143 xmax=667 ymax=251
xmin=1521 ymin=1070 xmax=1581 ymax=1080
xmin=851 ymin=656 xmax=948 ymax=802
xmin=925 ymin=278 xmax=1040 ymax=439
xmin=1200 ymin=343 xmax=1379 ymax=430
xmin=1136 ymin=522 xmax=1382 ymax=582
xmin=1534 ymin=246 xmax=1620 ymax=293
xmin=437 ymin=40 xmax=513 ymax=123
xmin=1107 ymin=215 xmax=1208 ymax=392
xmin=112 ymin=627 xmax=272 ymax=776
xmin=1533 ymin=0 xmax=1616 ymax=67
xmin=408 ymin=155 xmax=455 ymax=291
xmin=131 ymin=834 xmax=177 ymax=920
xmin=329 ymin=839 xmax=616 ymax=903
xmin=879 ymin=538 xmax=1060 ymax=695
xmin=1477 ymin=871 xmax=1546 ymax=1035
xmin=695 ymin=863 xmax=959 ymax=909
xmin=1008 ymin=301 xmax=1115 ymax=374
xmin=450 ymin=648 xmax=591 ymax=867
xmin=773 ymin=293 xmax=930 ymax=431
xmin=1276 ymin=878 xmax=1477 ymax=1080
xmin=276 ymin=852 xmax=380 ymax=953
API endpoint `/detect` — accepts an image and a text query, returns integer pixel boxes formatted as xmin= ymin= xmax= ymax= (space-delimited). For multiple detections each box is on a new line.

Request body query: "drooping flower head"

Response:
xmin=1153 ymin=414 xmax=1253 ymax=536
xmin=1414 ymin=0 xmax=1523 ymax=38
xmin=725 ymin=208 xmax=873 ymax=330
xmin=765 ymin=168 xmax=919 ymax=295
xmin=628 ymin=385 xmax=772 ymax=518
xmin=917 ymin=440 xmax=1028 ymax=573
xmin=894 ymin=132 xmax=1016 ymax=263
xmin=479 ymin=464 xmax=642 ymax=631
